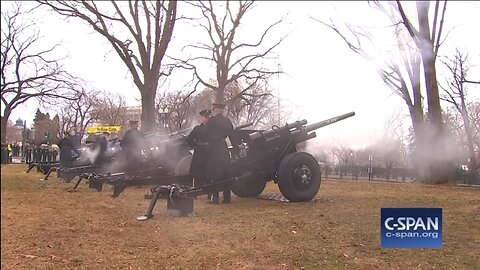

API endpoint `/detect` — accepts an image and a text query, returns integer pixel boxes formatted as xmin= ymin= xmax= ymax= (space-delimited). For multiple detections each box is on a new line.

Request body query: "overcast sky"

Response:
xmin=4 ymin=1 xmax=479 ymax=149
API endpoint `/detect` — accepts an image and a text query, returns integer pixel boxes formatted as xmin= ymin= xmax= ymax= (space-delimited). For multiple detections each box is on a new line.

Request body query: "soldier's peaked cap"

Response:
xmin=199 ymin=109 xmax=211 ymax=116
xmin=212 ymin=102 xmax=226 ymax=109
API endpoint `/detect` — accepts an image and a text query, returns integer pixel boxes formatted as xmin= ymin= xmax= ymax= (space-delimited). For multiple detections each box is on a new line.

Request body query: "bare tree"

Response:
xmin=53 ymin=88 xmax=98 ymax=137
xmin=441 ymin=51 xmax=480 ymax=171
xmin=176 ymin=0 xmax=286 ymax=105
xmin=313 ymin=1 xmax=452 ymax=182
xmin=1 ymin=3 xmax=77 ymax=142
xmin=224 ymin=78 xmax=279 ymax=127
xmin=330 ymin=144 xmax=354 ymax=178
xmin=156 ymin=90 xmax=195 ymax=133
xmin=443 ymin=107 xmax=470 ymax=165
xmin=37 ymin=0 xmax=178 ymax=133
xmin=312 ymin=6 xmax=427 ymax=171
xmin=396 ymin=1 xmax=447 ymax=134
xmin=91 ymin=92 xmax=128 ymax=127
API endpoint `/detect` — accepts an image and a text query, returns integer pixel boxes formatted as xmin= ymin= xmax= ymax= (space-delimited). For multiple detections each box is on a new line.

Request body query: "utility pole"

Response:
xmin=21 ymin=120 xmax=26 ymax=163
xmin=277 ymin=55 xmax=281 ymax=126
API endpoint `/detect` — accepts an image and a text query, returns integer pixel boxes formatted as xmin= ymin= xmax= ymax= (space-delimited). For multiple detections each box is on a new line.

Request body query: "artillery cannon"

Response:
xmin=64 ymin=122 xmax=254 ymax=194
xmin=137 ymin=111 xmax=355 ymax=220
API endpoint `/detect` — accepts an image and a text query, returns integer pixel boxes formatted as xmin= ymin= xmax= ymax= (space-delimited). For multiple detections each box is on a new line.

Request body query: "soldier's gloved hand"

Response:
xmin=231 ymin=148 xmax=240 ymax=160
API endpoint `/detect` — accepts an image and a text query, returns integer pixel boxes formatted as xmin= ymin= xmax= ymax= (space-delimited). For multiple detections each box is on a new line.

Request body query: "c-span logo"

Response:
xmin=381 ymin=208 xmax=442 ymax=248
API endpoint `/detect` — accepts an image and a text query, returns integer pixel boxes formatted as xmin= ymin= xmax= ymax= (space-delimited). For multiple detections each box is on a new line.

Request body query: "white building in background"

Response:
xmin=125 ymin=106 xmax=142 ymax=122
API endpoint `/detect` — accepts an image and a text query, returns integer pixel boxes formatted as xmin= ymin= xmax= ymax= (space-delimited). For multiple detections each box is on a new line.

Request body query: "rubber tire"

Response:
xmin=277 ymin=152 xmax=321 ymax=202
xmin=174 ymin=155 xmax=192 ymax=176
xmin=231 ymin=173 xmax=267 ymax=197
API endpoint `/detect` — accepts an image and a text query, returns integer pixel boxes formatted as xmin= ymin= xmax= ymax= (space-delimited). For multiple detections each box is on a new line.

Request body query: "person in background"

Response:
xmin=1 ymin=142 xmax=9 ymax=164
xmin=32 ymin=145 xmax=39 ymax=163
xmin=58 ymin=132 xmax=77 ymax=166
xmin=46 ymin=143 xmax=52 ymax=162
xmin=12 ymin=143 xmax=19 ymax=157
xmin=187 ymin=109 xmax=211 ymax=189
xmin=7 ymin=143 xmax=12 ymax=163
xmin=205 ymin=103 xmax=240 ymax=204
xmin=51 ymin=144 xmax=59 ymax=162
xmin=25 ymin=144 xmax=32 ymax=163
xmin=42 ymin=143 xmax=47 ymax=162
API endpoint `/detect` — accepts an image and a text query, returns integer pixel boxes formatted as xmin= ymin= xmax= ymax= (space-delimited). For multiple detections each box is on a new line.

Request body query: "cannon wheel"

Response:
xmin=174 ymin=155 xmax=192 ymax=176
xmin=277 ymin=152 xmax=321 ymax=202
xmin=231 ymin=173 xmax=267 ymax=197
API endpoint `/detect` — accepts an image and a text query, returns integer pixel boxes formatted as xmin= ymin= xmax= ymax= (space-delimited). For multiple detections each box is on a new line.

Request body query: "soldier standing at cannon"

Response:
xmin=58 ymin=132 xmax=78 ymax=166
xmin=120 ymin=120 xmax=145 ymax=170
xmin=187 ymin=109 xmax=211 ymax=189
xmin=205 ymin=103 xmax=240 ymax=204
xmin=94 ymin=131 xmax=110 ymax=165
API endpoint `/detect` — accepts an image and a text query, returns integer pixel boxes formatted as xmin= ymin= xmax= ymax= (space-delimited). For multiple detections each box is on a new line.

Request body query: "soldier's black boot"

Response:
xmin=223 ymin=189 xmax=231 ymax=204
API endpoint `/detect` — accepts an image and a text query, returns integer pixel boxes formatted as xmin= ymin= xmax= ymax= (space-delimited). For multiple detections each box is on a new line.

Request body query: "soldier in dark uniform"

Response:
xmin=69 ymin=127 xmax=82 ymax=150
xmin=32 ymin=145 xmax=39 ymax=163
xmin=186 ymin=109 xmax=211 ymax=188
xmin=120 ymin=120 xmax=145 ymax=170
xmin=94 ymin=132 xmax=109 ymax=165
xmin=58 ymin=132 xmax=77 ymax=166
xmin=205 ymin=103 xmax=240 ymax=204
xmin=25 ymin=144 xmax=32 ymax=163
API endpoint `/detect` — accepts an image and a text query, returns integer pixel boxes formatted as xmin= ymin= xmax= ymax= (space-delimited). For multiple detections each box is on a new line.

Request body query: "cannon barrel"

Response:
xmin=304 ymin=111 xmax=355 ymax=132
xmin=249 ymin=120 xmax=307 ymax=141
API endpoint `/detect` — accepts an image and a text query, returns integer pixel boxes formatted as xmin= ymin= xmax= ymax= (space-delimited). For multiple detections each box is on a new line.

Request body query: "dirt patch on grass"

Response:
xmin=1 ymin=164 xmax=479 ymax=269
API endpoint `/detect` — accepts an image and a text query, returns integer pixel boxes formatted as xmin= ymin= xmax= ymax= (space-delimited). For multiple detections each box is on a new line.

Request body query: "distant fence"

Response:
xmin=320 ymin=164 xmax=480 ymax=185
xmin=320 ymin=164 xmax=416 ymax=182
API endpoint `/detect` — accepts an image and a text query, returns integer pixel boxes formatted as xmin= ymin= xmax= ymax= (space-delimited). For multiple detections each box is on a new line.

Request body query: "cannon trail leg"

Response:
xmin=26 ymin=163 xmax=36 ymax=173
xmin=136 ymin=188 xmax=162 ymax=221
xmin=43 ymin=167 xmax=58 ymax=180
xmin=112 ymin=185 xmax=127 ymax=198
xmin=72 ymin=176 xmax=83 ymax=190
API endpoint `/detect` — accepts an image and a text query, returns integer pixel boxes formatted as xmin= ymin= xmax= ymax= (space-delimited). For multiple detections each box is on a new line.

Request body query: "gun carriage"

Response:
xmin=137 ymin=112 xmax=356 ymax=220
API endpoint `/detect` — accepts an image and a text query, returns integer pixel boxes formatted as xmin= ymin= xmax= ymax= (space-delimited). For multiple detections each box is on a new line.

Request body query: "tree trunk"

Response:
xmin=1 ymin=115 xmax=8 ymax=142
xmin=140 ymin=88 xmax=156 ymax=133
xmin=417 ymin=2 xmax=451 ymax=183
xmin=1 ymin=107 xmax=12 ymax=142
xmin=215 ymin=80 xmax=227 ymax=104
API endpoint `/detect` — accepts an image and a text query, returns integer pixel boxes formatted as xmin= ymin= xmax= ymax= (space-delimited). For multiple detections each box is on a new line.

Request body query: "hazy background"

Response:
xmin=5 ymin=1 xmax=480 ymax=149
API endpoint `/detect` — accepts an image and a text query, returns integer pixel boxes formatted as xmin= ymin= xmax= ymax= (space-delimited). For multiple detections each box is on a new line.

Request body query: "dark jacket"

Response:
xmin=187 ymin=123 xmax=209 ymax=183
xmin=58 ymin=137 xmax=75 ymax=165
xmin=205 ymin=114 xmax=238 ymax=181
xmin=120 ymin=129 xmax=145 ymax=158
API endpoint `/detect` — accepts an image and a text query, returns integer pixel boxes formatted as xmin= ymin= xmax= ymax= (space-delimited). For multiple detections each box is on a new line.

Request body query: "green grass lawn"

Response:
xmin=1 ymin=164 xmax=479 ymax=270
